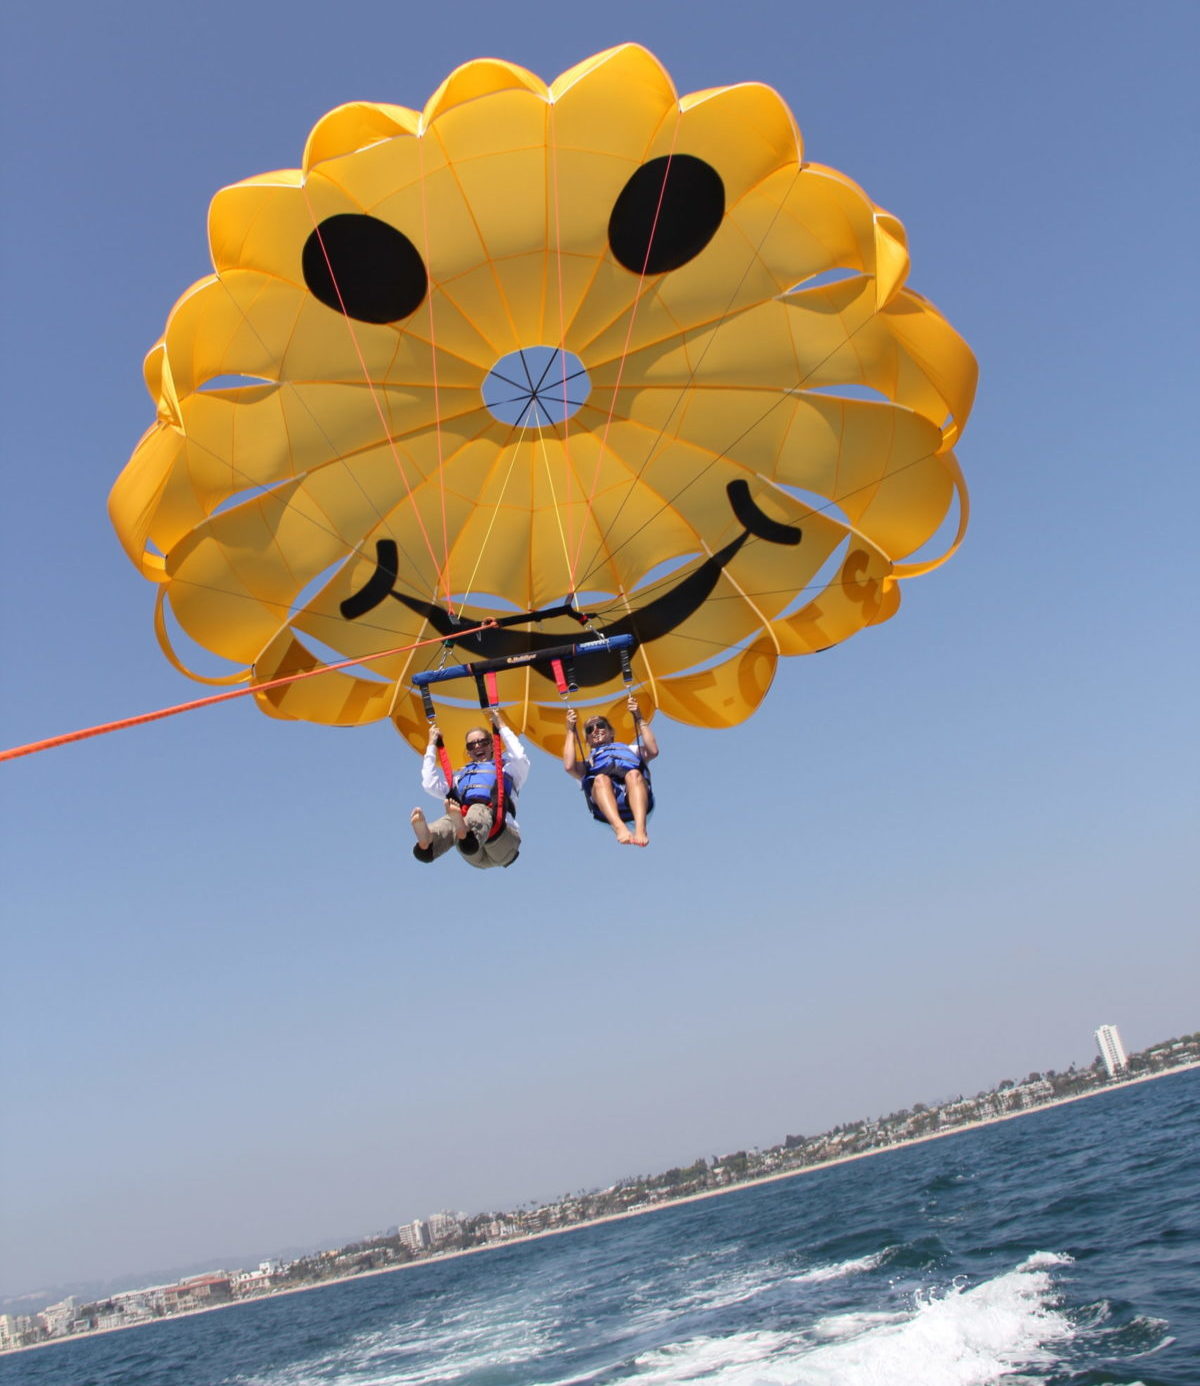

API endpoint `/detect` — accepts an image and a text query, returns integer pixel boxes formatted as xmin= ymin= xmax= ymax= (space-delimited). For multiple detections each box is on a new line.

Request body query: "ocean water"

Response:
xmin=5 ymin=1068 xmax=1196 ymax=1386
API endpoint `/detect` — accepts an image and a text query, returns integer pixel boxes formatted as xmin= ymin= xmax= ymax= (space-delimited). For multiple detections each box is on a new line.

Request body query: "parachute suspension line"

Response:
xmin=412 ymin=634 xmax=634 ymax=692
xmin=549 ymin=657 xmax=577 ymax=699
xmin=575 ymin=297 xmax=909 ymax=599
xmin=548 ymin=655 xmax=586 ymax=762
xmin=417 ymin=680 xmax=458 ymax=794
xmin=453 ymin=414 xmax=536 ymax=609
xmin=535 ymin=426 xmax=577 ymax=597
xmin=574 ymin=164 xmax=807 ymax=591
xmin=580 ymin=436 xmax=944 ymax=625
xmin=149 ymin=548 xmax=495 ymax=656
xmin=412 ymin=631 xmax=635 ymax=798
xmin=567 ymin=116 xmax=684 ymax=586
xmin=415 ymin=131 xmax=455 ymax=609
xmin=485 ymin=673 xmax=507 ymax=840
xmin=462 ymin=669 xmax=507 ymax=843
xmin=548 ymin=96 xmax=581 ymax=594
xmin=300 ymin=184 xmax=456 ymax=619
xmin=570 ymin=145 xmax=801 ymax=597
xmin=618 ymin=642 xmax=647 ymax=761
xmin=0 ymin=623 xmax=498 ymax=765
xmin=199 ymin=284 xmax=431 ymax=608
xmin=422 ymin=115 xmax=537 ymax=616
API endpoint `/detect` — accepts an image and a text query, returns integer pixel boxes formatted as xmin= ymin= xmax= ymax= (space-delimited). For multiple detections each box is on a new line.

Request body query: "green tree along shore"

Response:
xmin=5 ymin=1032 xmax=1198 ymax=1351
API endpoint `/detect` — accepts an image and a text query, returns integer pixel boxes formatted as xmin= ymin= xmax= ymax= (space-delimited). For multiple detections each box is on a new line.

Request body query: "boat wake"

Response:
xmin=623 ymin=1253 xmax=1077 ymax=1386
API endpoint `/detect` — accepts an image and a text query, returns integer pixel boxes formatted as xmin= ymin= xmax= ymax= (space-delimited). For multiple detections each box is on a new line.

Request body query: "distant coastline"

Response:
xmin=6 ymin=1057 xmax=1197 ymax=1357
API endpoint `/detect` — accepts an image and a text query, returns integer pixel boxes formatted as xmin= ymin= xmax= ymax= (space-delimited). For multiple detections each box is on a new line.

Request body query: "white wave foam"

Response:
xmin=790 ymin=1249 xmax=890 ymax=1285
xmin=674 ymin=1263 xmax=785 ymax=1314
xmin=628 ymin=1329 xmax=798 ymax=1384
xmin=236 ymin=1300 xmax=555 ymax=1386
xmin=627 ymin=1251 xmax=1076 ymax=1386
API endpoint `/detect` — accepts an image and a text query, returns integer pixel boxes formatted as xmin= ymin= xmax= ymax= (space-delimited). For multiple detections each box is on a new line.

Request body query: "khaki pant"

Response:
xmin=418 ymin=804 xmax=521 ymax=869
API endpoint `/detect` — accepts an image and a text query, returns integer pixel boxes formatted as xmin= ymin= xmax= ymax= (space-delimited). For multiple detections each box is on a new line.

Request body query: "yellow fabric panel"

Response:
xmin=773 ymin=540 xmax=900 ymax=655
xmin=207 ymin=171 xmax=312 ymax=278
xmin=872 ymin=212 xmax=910 ymax=309
xmin=423 ymin=57 xmax=548 ymax=124
xmin=549 ymin=45 xmax=678 ymax=162
xmin=620 ymin=383 xmax=956 ymax=564
xmin=112 ymin=45 xmax=975 ymax=745
xmin=252 ymin=630 xmax=401 ymax=726
xmin=152 ymin=587 xmax=245 ymax=685
xmin=109 ymin=422 xmax=182 ymax=573
xmin=610 ymin=281 xmax=973 ymax=446
xmin=879 ymin=293 xmax=979 ymax=446
xmin=677 ymin=83 xmax=801 ymax=186
xmin=654 ymin=639 xmax=778 ymax=730
xmin=891 ymin=452 xmax=969 ymax=579
xmin=303 ymin=102 xmax=420 ymax=170
xmin=310 ymin=127 xmax=438 ymax=213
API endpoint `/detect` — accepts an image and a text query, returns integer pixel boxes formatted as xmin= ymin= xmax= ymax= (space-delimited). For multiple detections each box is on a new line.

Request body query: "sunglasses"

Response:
xmin=465 ymin=737 xmax=490 ymax=749
xmin=584 ymin=720 xmax=610 ymax=733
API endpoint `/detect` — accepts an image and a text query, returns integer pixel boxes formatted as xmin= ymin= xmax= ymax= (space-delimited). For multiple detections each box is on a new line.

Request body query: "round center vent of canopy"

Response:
xmin=482 ymin=346 xmax=591 ymax=427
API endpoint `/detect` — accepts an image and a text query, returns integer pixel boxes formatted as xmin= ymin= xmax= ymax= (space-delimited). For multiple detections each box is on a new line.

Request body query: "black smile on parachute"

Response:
xmin=340 ymin=480 xmax=803 ymax=688
xmin=109 ymin=43 xmax=975 ymax=756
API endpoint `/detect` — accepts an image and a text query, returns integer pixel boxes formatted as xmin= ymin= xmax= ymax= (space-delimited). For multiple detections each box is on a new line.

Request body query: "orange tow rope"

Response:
xmin=0 ymin=626 xmax=494 ymax=765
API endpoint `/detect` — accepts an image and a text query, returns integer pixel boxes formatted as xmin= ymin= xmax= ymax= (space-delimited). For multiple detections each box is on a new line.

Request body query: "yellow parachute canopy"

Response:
xmin=110 ymin=44 xmax=976 ymax=755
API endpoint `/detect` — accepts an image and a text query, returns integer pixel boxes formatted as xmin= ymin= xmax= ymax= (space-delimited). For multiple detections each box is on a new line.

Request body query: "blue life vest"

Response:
xmin=454 ymin=759 xmax=515 ymax=809
xmin=587 ymin=741 xmax=645 ymax=779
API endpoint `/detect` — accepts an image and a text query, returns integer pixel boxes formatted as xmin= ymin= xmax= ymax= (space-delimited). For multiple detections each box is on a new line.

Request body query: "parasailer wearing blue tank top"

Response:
xmin=411 ymin=709 xmax=530 ymax=868
xmin=563 ymin=695 xmax=659 ymax=847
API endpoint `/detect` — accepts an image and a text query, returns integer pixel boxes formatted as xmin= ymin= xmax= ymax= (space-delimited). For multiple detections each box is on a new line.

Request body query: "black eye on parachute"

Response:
xmin=608 ymin=155 xmax=725 ymax=275
xmin=302 ymin=213 xmax=428 ymax=324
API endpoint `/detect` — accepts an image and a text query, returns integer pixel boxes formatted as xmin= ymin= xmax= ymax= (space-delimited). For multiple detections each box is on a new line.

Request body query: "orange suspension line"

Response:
xmin=548 ymin=97 xmax=581 ymax=596
xmin=301 ymin=184 xmax=455 ymax=617
xmin=415 ymin=128 xmax=455 ymax=610
xmin=568 ymin=118 xmax=682 ymax=585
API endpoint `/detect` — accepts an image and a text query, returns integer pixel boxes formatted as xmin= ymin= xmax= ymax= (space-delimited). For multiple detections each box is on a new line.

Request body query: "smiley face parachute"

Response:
xmin=110 ymin=44 xmax=976 ymax=755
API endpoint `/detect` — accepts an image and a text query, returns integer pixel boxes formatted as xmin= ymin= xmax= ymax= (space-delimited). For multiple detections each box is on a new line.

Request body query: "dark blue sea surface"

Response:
xmin=4 ymin=1068 xmax=1196 ymax=1386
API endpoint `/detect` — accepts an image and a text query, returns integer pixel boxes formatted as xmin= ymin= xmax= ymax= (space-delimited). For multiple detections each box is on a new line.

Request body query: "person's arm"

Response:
xmin=629 ymin=696 xmax=659 ymax=762
xmin=421 ymin=722 xmax=450 ymax=799
xmin=562 ymin=708 xmax=585 ymax=781
xmin=496 ymin=711 xmax=531 ymax=793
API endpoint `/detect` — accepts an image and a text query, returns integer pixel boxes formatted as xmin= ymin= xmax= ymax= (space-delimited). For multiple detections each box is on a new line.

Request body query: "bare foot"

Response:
xmin=629 ymin=829 xmax=649 ymax=847
xmin=445 ymin=799 xmax=469 ymax=840
xmin=410 ymin=808 xmax=433 ymax=849
xmin=614 ymin=826 xmax=634 ymax=845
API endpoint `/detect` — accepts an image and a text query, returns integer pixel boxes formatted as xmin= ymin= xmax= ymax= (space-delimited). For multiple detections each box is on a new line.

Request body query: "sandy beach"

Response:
xmin=7 ymin=1060 xmax=1196 ymax=1357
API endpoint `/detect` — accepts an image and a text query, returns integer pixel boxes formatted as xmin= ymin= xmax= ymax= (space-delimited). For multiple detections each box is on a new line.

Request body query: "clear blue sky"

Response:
xmin=1 ymin=0 xmax=1196 ymax=1297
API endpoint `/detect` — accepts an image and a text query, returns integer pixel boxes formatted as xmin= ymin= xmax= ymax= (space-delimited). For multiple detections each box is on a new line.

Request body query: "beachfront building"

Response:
xmin=161 ymin=1274 xmax=232 ymax=1312
xmin=398 ymin=1219 xmax=430 ymax=1252
xmin=0 ymin=1314 xmax=39 ymax=1349
xmin=1095 ymin=1024 xmax=1128 ymax=1078
xmin=37 ymin=1297 xmax=83 ymax=1337
xmin=427 ymin=1211 xmax=461 ymax=1243
xmin=231 ymin=1267 xmax=276 ymax=1297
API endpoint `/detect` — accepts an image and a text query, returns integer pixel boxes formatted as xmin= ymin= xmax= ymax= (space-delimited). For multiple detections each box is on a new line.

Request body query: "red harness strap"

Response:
xmin=435 ymin=736 xmax=456 ymax=801
xmin=483 ymin=671 xmax=507 ymax=843
xmin=488 ymin=725 xmax=507 ymax=840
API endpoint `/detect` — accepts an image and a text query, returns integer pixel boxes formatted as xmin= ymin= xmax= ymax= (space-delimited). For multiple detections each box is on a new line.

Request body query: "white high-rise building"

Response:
xmin=398 ymin=1218 xmax=430 ymax=1252
xmin=1095 ymin=1024 xmax=1128 ymax=1077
